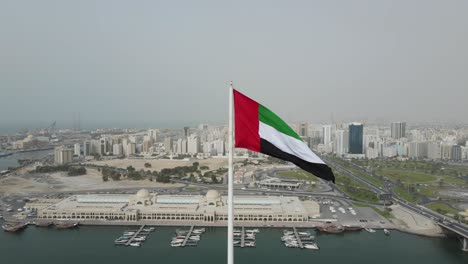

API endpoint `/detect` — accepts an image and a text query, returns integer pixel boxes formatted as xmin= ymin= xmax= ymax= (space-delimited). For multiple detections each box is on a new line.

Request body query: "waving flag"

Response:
xmin=233 ymin=89 xmax=335 ymax=183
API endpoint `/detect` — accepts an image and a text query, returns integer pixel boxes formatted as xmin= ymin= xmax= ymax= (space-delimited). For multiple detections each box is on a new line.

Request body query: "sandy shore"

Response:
xmin=0 ymin=167 xmax=183 ymax=196
xmin=389 ymin=205 xmax=444 ymax=237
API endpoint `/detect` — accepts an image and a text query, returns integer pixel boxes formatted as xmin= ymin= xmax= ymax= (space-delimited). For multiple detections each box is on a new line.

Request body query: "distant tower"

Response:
xmin=77 ymin=112 xmax=81 ymax=131
xmin=349 ymin=123 xmax=364 ymax=154
xmin=183 ymin=127 xmax=190 ymax=137
xmin=391 ymin=122 xmax=406 ymax=139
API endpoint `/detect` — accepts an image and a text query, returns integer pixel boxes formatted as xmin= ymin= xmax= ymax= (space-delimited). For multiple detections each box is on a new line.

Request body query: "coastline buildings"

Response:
xmin=27 ymin=189 xmax=320 ymax=224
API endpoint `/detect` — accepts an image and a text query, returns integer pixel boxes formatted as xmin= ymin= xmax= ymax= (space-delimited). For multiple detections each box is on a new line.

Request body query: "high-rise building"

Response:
xmin=113 ymin=144 xmax=123 ymax=156
xmin=164 ymin=137 xmax=173 ymax=153
xmin=181 ymin=139 xmax=188 ymax=154
xmin=298 ymin=123 xmax=309 ymax=137
xmin=452 ymin=145 xmax=462 ymax=161
xmin=74 ymin=143 xmax=81 ymax=156
xmin=126 ymin=143 xmax=136 ymax=156
xmin=408 ymin=141 xmax=428 ymax=159
xmin=54 ymin=146 xmax=73 ymax=165
xmin=391 ymin=122 xmax=406 ymax=139
xmin=427 ymin=142 xmax=441 ymax=160
xmin=83 ymin=141 xmax=91 ymax=156
xmin=349 ymin=123 xmax=363 ymax=154
xmin=334 ymin=129 xmax=345 ymax=155
xmin=441 ymin=144 xmax=453 ymax=160
xmin=142 ymin=135 xmax=154 ymax=153
xmin=322 ymin=125 xmax=332 ymax=146
xmin=187 ymin=134 xmax=200 ymax=154
xmin=148 ymin=129 xmax=159 ymax=142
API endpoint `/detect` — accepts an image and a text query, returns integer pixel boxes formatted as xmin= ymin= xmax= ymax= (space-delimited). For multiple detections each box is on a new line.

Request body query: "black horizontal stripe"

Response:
xmin=260 ymin=139 xmax=335 ymax=183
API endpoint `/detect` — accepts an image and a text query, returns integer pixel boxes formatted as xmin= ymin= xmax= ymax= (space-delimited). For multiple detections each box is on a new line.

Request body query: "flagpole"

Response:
xmin=227 ymin=81 xmax=234 ymax=264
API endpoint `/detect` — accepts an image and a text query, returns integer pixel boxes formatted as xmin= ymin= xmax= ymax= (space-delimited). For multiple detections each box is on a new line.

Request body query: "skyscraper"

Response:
xmin=187 ymin=134 xmax=199 ymax=154
xmin=391 ymin=122 xmax=406 ymax=139
xmin=164 ymin=137 xmax=173 ymax=153
xmin=334 ymin=129 xmax=348 ymax=155
xmin=74 ymin=143 xmax=81 ymax=156
xmin=322 ymin=125 xmax=332 ymax=146
xmin=349 ymin=123 xmax=363 ymax=154
xmin=298 ymin=122 xmax=309 ymax=137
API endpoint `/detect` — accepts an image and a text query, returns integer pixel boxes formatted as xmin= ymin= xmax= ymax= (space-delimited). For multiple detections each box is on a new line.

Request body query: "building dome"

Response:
xmin=136 ymin=189 xmax=150 ymax=198
xmin=206 ymin=190 xmax=220 ymax=199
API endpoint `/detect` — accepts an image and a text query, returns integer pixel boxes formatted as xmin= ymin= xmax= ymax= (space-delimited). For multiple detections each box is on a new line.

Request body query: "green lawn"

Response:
xmin=440 ymin=175 xmax=468 ymax=186
xmin=277 ymin=170 xmax=319 ymax=181
xmin=334 ymin=172 xmax=379 ymax=203
xmin=378 ymin=169 xmax=437 ymax=183
xmin=393 ymin=186 xmax=421 ymax=203
xmin=417 ymin=186 xmax=439 ymax=198
xmin=184 ymin=186 xmax=199 ymax=191
xmin=425 ymin=202 xmax=459 ymax=216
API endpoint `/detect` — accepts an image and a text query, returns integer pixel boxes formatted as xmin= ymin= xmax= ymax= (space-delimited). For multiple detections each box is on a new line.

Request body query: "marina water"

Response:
xmin=0 ymin=226 xmax=466 ymax=264
xmin=0 ymin=150 xmax=52 ymax=171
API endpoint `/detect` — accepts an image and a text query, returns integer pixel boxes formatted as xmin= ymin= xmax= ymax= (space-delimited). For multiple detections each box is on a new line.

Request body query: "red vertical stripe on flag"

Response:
xmin=234 ymin=89 xmax=261 ymax=152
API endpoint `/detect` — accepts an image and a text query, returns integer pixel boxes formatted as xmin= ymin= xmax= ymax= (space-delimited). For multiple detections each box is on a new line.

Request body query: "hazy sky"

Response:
xmin=1 ymin=0 xmax=467 ymax=130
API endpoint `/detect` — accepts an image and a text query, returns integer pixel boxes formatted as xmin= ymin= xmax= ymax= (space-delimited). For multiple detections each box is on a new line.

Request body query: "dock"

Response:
xmin=241 ymin=227 xmax=245 ymax=248
xmin=181 ymin=226 xmax=194 ymax=247
xmin=292 ymin=227 xmax=304 ymax=249
xmin=125 ymin=225 xmax=146 ymax=246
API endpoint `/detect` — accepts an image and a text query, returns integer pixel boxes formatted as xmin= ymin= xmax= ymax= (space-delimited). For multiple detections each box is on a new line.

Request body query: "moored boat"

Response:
xmin=343 ymin=225 xmax=363 ymax=231
xmin=35 ymin=222 xmax=53 ymax=227
xmin=317 ymin=225 xmax=345 ymax=234
xmin=304 ymin=243 xmax=319 ymax=250
xmin=55 ymin=222 xmax=79 ymax=229
xmin=2 ymin=222 xmax=28 ymax=233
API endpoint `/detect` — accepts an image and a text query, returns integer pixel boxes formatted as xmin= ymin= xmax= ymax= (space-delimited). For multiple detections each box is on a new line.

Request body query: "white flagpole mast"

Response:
xmin=227 ymin=81 xmax=234 ymax=264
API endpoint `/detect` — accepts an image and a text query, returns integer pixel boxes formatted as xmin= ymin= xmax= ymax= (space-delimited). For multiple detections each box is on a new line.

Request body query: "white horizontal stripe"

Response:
xmin=259 ymin=122 xmax=325 ymax=165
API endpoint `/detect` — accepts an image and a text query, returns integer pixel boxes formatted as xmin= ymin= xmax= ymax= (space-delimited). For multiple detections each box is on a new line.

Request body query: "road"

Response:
xmin=324 ymin=157 xmax=468 ymax=238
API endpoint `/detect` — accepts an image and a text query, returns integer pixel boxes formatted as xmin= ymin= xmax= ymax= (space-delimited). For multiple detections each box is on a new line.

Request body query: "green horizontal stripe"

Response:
xmin=258 ymin=104 xmax=302 ymax=141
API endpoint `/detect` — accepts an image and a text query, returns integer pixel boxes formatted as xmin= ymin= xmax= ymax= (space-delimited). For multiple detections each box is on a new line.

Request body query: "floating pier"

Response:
xmin=241 ymin=227 xmax=245 ymax=248
xmin=181 ymin=226 xmax=194 ymax=247
xmin=293 ymin=227 xmax=304 ymax=249
xmin=125 ymin=225 xmax=146 ymax=246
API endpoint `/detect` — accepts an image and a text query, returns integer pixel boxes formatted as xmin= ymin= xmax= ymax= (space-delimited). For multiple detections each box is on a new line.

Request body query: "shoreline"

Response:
xmin=3 ymin=218 xmax=446 ymax=238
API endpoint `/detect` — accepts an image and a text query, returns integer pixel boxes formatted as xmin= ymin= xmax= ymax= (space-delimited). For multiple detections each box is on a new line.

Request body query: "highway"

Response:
xmin=325 ymin=158 xmax=468 ymax=239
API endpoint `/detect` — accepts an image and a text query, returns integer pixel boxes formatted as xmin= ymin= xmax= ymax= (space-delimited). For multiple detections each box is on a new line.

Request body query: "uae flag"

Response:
xmin=233 ymin=89 xmax=335 ymax=183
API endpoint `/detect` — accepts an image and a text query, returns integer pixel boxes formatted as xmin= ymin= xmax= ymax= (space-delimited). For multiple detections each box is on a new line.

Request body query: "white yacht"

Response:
xmin=364 ymin=228 xmax=376 ymax=233
xmin=129 ymin=242 xmax=141 ymax=247
xmin=304 ymin=243 xmax=319 ymax=250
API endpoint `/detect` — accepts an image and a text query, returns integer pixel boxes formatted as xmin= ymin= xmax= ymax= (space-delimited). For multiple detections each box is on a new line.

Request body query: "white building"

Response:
xmin=74 ymin=143 xmax=81 ymax=156
xmin=113 ymin=144 xmax=123 ymax=156
xmin=187 ymin=134 xmax=200 ymax=154
xmin=27 ymin=189 xmax=320 ymax=224
xmin=148 ymin=129 xmax=159 ymax=142
xmin=54 ymin=146 xmax=73 ymax=165
xmin=333 ymin=129 xmax=348 ymax=155
xmin=126 ymin=143 xmax=136 ymax=156
xmin=322 ymin=125 xmax=332 ymax=146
